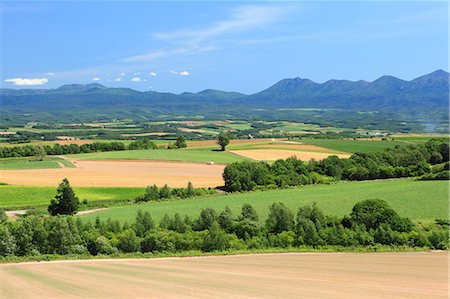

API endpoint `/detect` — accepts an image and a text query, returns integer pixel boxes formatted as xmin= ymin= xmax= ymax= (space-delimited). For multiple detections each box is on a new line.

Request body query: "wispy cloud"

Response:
xmin=113 ymin=77 xmax=123 ymax=82
xmin=122 ymin=4 xmax=294 ymax=63
xmin=4 ymin=78 xmax=48 ymax=86
xmin=149 ymin=72 xmax=157 ymax=76
xmin=123 ymin=48 xmax=188 ymax=63
xmin=47 ymin=72 xmax=55 ymax=76
xmin=154 ymin=5 xmax=291 ymax=44
xmin=92 ymin=77 xmax=101 ymax=81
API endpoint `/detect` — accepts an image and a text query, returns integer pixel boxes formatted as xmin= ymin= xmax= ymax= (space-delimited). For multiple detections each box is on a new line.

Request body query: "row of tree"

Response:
xmin=223 ymin=140 xmax=449 ymax=191
xmin=46 ymin=179 xmax=217 ymax=217
xmin=134 ymin=183 xmax=216 ymax=203
xmin=0 ymin=137 xmax=192 ymax=158
xmin=1 ymin=200 xmax=448 ymax=257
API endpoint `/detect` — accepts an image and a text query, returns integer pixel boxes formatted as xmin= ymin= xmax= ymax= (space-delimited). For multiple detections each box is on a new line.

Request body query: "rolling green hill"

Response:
xmin=80 ymin=179 xmax=448 ymax=224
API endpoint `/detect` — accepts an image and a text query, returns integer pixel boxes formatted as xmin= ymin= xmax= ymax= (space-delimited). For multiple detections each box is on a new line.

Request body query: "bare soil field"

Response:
xmin=257 ymin=143 xmax=346 ymax=153
xmin=0 ymin=160 xmax=224 ymax=187
xmin=179 ymin=128 xmax=218 ymax=134
xmin=121 ymin=132 xmax=170 ymax=137
xmin=231 ymin=149 xmax=350 ymax=161
xmin=0 ymin=252 xmax=446 ymax=299
xmin=54 ymin=139 xmax=94 ymax=146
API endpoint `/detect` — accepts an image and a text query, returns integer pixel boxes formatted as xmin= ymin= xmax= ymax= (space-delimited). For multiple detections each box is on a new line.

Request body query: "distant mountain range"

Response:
xmin=1 ymin=70 xmax=448 ymax=131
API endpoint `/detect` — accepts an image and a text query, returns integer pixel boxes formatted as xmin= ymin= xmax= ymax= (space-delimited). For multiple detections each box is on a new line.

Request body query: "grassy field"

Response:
xmin=392 ymin=136 xmax=448 ymax=143
xmin=0 ymin=186 xmax=144 ymax=209
xmin=300 ymin=139 xmax=406 ymax=153
xmin=66 ymin=148 xmax=248 ymax=163
xmin=0 ymin=157 xmax=75 ymax=170
xmin=80 ymin=179 xmax=448 ymax=224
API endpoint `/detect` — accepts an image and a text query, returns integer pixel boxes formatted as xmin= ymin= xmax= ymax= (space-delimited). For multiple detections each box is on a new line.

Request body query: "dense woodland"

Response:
xmin=223 ymin=140 xmax=449 ymax=191
xmin=1 ymin=200 xmax=448 ymax=258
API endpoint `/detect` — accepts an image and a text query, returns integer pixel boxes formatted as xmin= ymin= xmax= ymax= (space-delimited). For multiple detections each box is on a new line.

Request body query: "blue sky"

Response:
xmin=1 ymin=1 xmax=448 ymax=93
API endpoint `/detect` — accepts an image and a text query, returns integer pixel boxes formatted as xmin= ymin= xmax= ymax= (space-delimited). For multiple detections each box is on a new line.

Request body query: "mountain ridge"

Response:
xmin=1 ymin=70 xmax=448 ymax=128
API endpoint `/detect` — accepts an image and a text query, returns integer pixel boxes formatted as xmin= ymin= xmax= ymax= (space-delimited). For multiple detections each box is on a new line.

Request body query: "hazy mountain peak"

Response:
xmin=57 ymin=83 xmax=106 ymax=90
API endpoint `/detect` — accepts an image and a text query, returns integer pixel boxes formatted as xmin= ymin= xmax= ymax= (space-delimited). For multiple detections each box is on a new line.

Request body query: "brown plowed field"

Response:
xmin=231 ymin=149 xmax=350 ymax=161
xmin=0 ymin=160 xmax=224 ymax=187
xmin=0 ymin=252 xmax=447 ymax=299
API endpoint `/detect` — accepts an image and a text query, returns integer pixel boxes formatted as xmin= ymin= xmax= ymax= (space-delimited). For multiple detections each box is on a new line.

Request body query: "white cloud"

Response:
xmin=92 ymin=77 xmax=101 ymax=81
xmin=149 ymin=72 xmax=157 ymax=76
xmin=170 ymin=70 xmax=190 ymax=76
xmin=47 ymin=72 xmax=55 ymax=76
xmin=130 ymin=77 xmax=146 ymax=82
xmin=113 ymin=77 xmax=123 ymax=82
xmin=119 ymin=72 xmax=126 ymax=77
xmin=133 ymin=72 xmax=141 ymax=75
xmin=4 ymin=78 xmax=48 ymax=86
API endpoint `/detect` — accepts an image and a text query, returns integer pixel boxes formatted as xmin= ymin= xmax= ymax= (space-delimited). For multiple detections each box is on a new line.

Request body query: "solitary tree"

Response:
xmin=217 ymin=134 xmax=230 ymax=151
xmin=186 ymin=181 xmax=195 ymax=197
xmin=48 ymin=178 xmax=80 ymax=215
xmin=175 ymin=136 xmax=187 ymax=148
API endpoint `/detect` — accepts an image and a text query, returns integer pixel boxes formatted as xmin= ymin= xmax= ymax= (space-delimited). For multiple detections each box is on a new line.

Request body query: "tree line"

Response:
xmin=0 ymin=137 xmax=192 ymax=158
xmin=1 ymin=199 xmax=448 ymax=258
xmin=223 ymin=140 xmax=449 ymax=191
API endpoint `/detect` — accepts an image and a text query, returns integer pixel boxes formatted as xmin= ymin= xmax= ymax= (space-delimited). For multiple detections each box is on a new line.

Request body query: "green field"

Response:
xmin=0 ymin=186 xmax=144 ymax=209
xmin=392 ymin=136 xmax=448 ymax=143
xmin=66 ymin=148 xmax=248 ymax=163
xmin=300 ymin=139 xmax=406 ymax=153
xmin=80 ymin=180 xmax=448 ymax=224
xmin=0 ymin=157 xmax=75 ymax=170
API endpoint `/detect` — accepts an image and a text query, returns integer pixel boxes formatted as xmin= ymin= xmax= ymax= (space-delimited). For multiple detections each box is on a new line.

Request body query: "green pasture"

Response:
xmin=80 ymin=179 xmax=448 ymax=224
xmin=65 ymin=148 xmax=248 ymax=163
xmin=299 ymin=139 xmax=405 ymax=153
xmin=0 ymin=186 xmax=144 ymax=209
xmin=0 ymin=157 xmax=75 ymax=170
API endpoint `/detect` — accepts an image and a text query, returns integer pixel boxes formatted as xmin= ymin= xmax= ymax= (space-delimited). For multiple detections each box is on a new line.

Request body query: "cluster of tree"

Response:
xmin=134 ymin=182 xmax=216 ymax=203
xmin=223 ymin=158 xmax=333 ymax=192
xmin=1 ymin=199 xmax=448 ymax=258
xmin=0 ymin=139 xmax=160 ymax=158
xmin=311 ymin=140 xmax=449 ymax=181
xmin=167 ymin=136 xmax=187 ymax=149
xmin=223 ymin=140 xmax=449 ymax=191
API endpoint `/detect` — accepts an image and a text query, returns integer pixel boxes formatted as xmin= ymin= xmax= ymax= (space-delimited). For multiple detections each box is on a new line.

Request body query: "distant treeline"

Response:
xmin=0 ymin=139 xmax=158 ymax=158
xmin=0 ymin=199 xmax=448 ymax=258
xmin=223 ymin=140 xmax=449 ymax=191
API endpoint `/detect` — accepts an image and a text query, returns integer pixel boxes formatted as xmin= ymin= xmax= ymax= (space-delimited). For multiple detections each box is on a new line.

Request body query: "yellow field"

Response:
xmin=0 ymin=160 xmax=224 ymax=187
